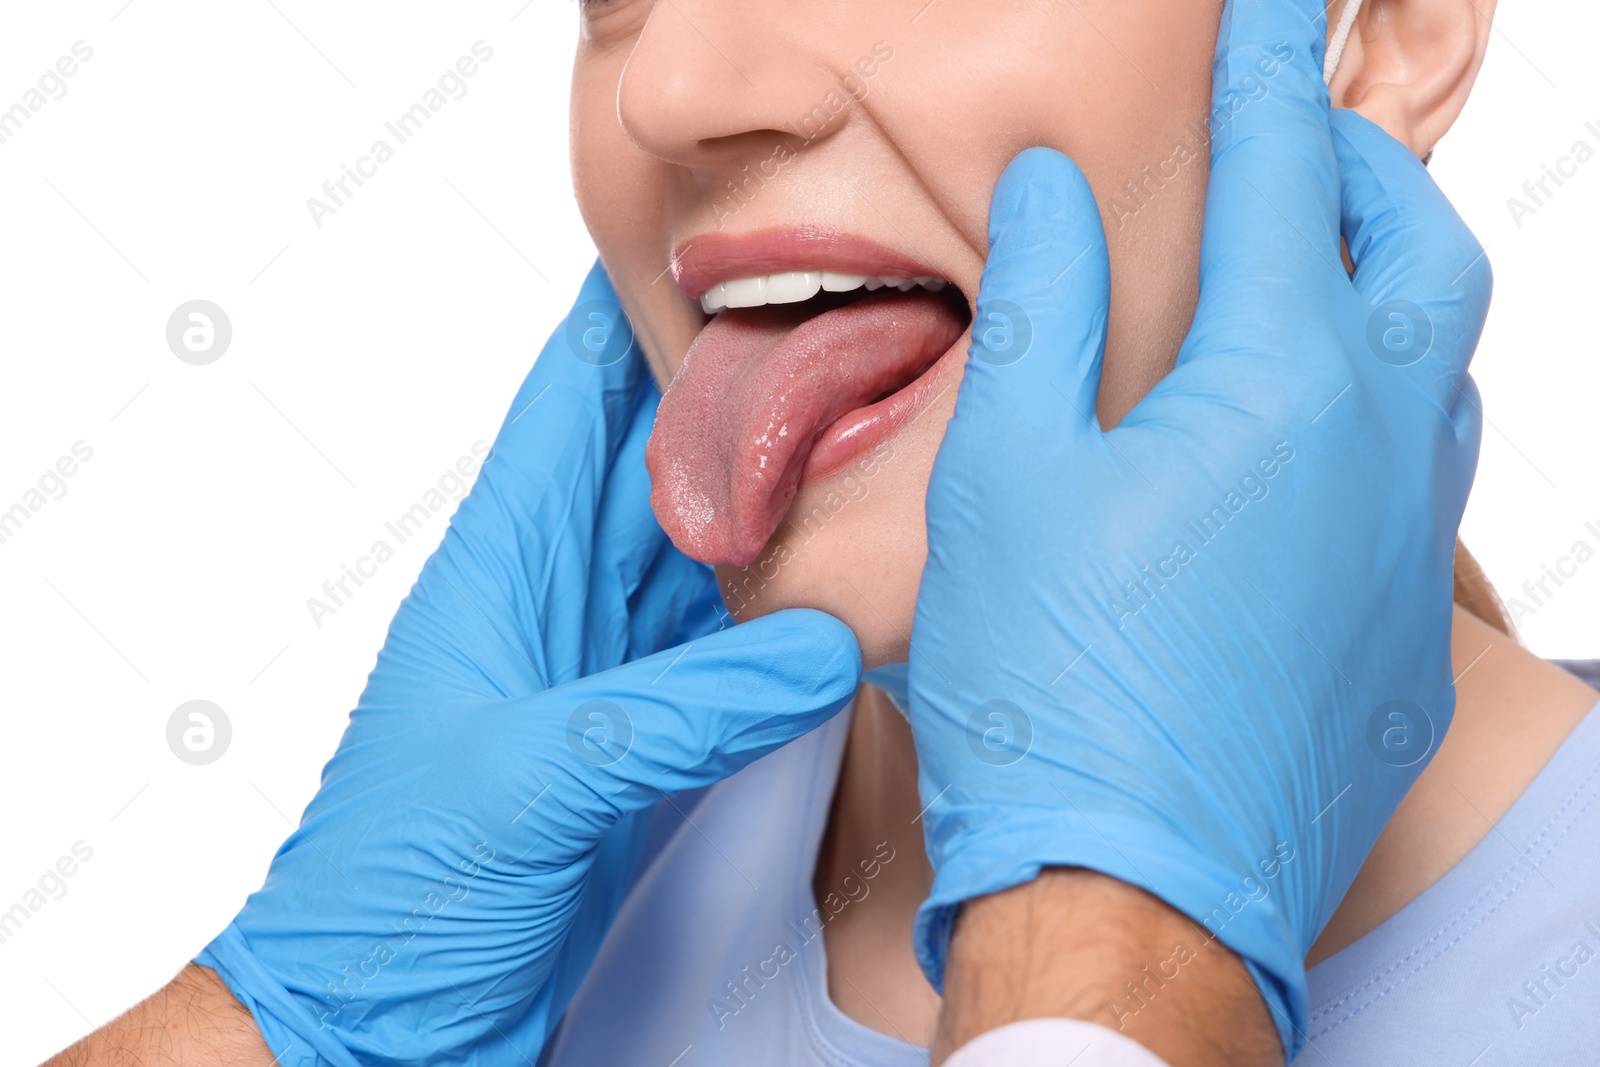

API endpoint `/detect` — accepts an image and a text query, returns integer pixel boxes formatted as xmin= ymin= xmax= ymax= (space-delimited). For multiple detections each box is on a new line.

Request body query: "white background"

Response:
xmin=0 ymin=2 xmax=1594 ymax=1063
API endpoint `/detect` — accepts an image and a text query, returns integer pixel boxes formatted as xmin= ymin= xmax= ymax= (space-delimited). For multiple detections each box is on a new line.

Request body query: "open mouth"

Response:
xmin=645 ymin=235 xmax=972 ymax=568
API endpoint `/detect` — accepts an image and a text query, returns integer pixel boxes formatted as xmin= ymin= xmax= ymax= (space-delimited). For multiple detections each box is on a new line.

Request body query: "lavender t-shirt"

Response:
xmin=541 ymin=662 xmax=1600 ymax=1067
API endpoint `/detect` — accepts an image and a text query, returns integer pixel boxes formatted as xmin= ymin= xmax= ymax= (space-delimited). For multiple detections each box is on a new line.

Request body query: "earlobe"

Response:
xmin=1326 ymin=0 xmax=1497 ymax=158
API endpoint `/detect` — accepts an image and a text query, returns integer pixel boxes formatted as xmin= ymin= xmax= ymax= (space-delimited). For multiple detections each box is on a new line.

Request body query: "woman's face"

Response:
xmin=573 ymin=0 xmax=1223 ymax=667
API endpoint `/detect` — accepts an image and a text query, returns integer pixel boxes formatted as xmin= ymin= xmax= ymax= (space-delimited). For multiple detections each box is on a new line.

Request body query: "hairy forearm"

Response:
xmin=932 ymin=869 xmax=1280 ymax=1067
xmin=42 ymin=963 xmax=275 ymax=1067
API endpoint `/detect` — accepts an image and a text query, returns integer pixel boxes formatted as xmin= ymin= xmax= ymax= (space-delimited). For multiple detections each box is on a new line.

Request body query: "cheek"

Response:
xmin=876 ymin=2 xmax=1215 ymax=424
xmin=570 ymin=56 xmax=686 ymax=390
xmin=569 ymin=56 xmax=631 ymax=256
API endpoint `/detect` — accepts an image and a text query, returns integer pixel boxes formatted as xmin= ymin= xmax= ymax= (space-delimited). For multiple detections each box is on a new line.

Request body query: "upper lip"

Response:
xmin=671 ymin=228 xmax=944 ymax=300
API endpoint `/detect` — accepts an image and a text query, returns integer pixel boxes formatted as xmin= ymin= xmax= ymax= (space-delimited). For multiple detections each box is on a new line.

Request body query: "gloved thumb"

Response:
xmin=958 ymin=147 xmax=1112 ymax=440
xmin=556 ymin=608 xmax=862 ymax=809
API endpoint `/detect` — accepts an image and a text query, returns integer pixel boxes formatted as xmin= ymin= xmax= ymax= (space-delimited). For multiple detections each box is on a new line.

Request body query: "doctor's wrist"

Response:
xmin=41 ymin=963 xmax=274 ymax=1067
xmin=932 ymin=867 xmax=1279 ymax=1067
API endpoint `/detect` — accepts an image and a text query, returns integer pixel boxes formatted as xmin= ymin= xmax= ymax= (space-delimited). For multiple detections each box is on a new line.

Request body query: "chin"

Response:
xmin=712 ymin=468 xmax=929 ymax=671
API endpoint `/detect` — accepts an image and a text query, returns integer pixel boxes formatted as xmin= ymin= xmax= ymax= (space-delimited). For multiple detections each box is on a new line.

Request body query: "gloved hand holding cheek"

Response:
xmin=905 ymin=0 xmax=1490 ymax=1058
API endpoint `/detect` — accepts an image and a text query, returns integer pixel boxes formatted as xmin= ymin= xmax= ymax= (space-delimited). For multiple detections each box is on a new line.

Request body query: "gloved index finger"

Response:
xmin=957 ymin=147 xmax=1112 ymax=444
xmin=473 ymin=260 xmax=651 ymax=570
xmin=497 ymin=259 xmax=648 ymax=465
xmin=1332 ymin=109 xmax=1492 ymax=412
xmin=386 ymin=261 xmax=651 ymax=698
xmin=1200 ymin=0 xmax=1343 ymax=303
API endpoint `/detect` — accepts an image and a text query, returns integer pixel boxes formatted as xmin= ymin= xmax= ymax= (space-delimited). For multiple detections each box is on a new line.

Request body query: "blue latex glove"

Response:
xmin=905 ymin=0 xmax=1488 ymax=1059
xmin=196 ymin=264 xmax=861 ymax=1067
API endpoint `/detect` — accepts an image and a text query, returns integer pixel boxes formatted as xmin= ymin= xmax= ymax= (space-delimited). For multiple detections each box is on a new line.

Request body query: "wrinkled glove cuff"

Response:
xmin=912 ymin=810 xmax=1307 ymax=1062
xmin=195 ymin=923 xmax=363 ymax=1067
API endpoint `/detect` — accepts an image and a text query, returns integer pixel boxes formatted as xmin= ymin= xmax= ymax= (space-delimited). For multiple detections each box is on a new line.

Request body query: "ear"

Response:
xmin=1326 ymin=0 xmax=1498 ymax=159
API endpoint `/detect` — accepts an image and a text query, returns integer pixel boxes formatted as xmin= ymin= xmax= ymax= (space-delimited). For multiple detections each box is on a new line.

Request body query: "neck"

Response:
xmin=814 ymin=682 xmax=942 ymax=1044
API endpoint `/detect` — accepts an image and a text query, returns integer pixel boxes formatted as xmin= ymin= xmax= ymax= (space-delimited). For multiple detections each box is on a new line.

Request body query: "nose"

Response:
xmin=618 ymin=1 xmax=859 ymax=171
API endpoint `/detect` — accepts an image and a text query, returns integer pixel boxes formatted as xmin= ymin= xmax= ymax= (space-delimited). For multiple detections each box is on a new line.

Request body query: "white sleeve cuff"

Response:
xmin=943 ymin=1018 xmax=1173 ymax=1067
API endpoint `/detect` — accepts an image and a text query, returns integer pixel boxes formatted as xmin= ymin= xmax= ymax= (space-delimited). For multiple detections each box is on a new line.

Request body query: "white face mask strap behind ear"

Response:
xmin=1324 ymin=0 xmax=1364 ymax=84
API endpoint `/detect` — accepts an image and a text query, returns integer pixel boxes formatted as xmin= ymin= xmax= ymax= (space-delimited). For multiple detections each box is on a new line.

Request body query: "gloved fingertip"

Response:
xmin=1330 ymin=107 xmax=1418 ymax=163
xmin=1451 ymin=373 xmax=1484 ymax=454
xmin=745 ymin=607 xmax=865 ymax=693
xmin=544 ymin=259 xmax=642 ymax=390
xmin=987 ymin=148 xmax=1098 ymax=251
xmin=577 ymin=257 xmax=623 ymax=306
xmin=965 ymin=148 xmax=1110 ymax=433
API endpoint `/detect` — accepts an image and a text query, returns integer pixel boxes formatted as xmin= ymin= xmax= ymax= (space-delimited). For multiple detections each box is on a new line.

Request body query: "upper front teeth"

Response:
xmin=700 ymin=271 xmax=946 ymax=314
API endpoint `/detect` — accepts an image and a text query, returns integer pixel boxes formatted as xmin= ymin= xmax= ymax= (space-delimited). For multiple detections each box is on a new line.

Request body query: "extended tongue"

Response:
xmin=647 ymin=290 xmax=961 ymax=568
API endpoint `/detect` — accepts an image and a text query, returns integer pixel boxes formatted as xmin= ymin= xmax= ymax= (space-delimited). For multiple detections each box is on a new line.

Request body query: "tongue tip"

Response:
xmin=659 ymin=521 xmax=770 ymax=571
xmin=648 ymin=421 xmax=804 ymax=571
xmin=646 ymin=461 xmax=778 ymax=570
xmin=661 ymin=500 xmax=781 ymax=570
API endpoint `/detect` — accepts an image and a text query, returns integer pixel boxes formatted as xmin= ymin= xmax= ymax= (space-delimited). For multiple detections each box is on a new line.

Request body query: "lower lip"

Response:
xmin=798 ymin=322 xmax=971 ymax=485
